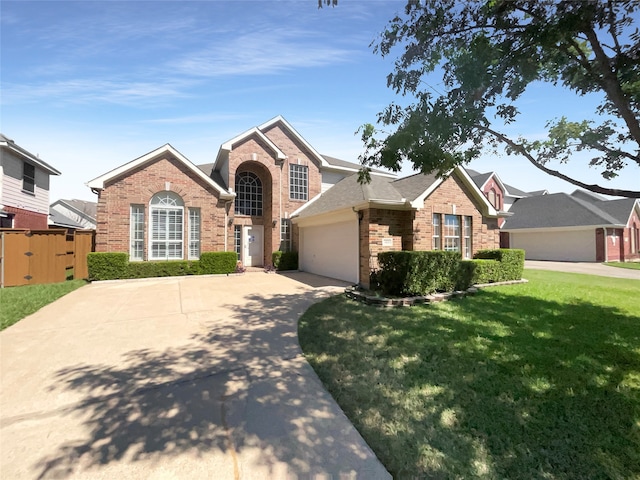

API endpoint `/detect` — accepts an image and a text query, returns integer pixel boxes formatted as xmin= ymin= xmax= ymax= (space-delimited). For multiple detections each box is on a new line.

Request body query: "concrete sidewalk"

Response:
xmin=0 ymin=272 xmax=391 ymax=479
xmin=525 ymin=260 xmax=640 ymax=279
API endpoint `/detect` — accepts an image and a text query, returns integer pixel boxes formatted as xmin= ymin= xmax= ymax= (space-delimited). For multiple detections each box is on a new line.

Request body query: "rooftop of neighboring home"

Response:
xmin=503 ymin=189 xmax=639 ymax=230
xmin=0 ymin=133 xmax=61 ymax=176
xmin=465 ymin=168 xmax=547 ymax=198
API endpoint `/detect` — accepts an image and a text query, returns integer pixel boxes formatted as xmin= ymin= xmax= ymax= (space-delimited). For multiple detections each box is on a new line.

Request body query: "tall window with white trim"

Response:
xmin=464 ymin=216 xmax=472 ymax=258
xmin=235 ymin=172 xmax=263 ymax=216
xmin=130 ymin=205 xmax=145 ymax=261
xmin=188 ymin=208 xmax=200 ymax=260
xmin=432 ymin=213 xmax=441 ymax=250
xmin=150 ymin=192 xmax=184 ymax=260
xmin=280 ymin=218 xmax=291 ymax=252
xmin=289 ymin=164 xmax=308 ymax=200
xmin=444 ymin=214 xmax=460 ymax=252
xmin=234 ymin=226 xmax=242 ymax=260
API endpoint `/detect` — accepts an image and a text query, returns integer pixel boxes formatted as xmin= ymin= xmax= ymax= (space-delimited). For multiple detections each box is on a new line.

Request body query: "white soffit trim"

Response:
xmin=293 ymin=208 xmax=356 ymax=227
xmin=86 ymin=144 xmax=234 ymax=199
xmin=258 ymin=115 xmax=328 ymax=167
xmin=502 ymin=224 xmax=624 ymax=233
xmin=623 ymin=199 xmax=640 ymax=227
xmin=0 ymin=140 xmax=62 ymax=176
xmin=221 ymin=127 xmax=286 ymax=160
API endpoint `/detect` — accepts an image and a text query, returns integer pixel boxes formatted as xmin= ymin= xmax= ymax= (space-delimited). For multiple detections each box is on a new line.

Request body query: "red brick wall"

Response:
xmin=414 ymin=174 xmax=500 ymax=254
xmin=96 ymin=155 xmax=225 ymax=258
xmin=482 ymin=176 xmax=503 ymax=211
xmin=623 ymin=209 xmax=640 ymax=261
xmin=3 ymin=205 xmax=48 ymax=229
xmin=225 ymin=122 xmax=323 ymax=264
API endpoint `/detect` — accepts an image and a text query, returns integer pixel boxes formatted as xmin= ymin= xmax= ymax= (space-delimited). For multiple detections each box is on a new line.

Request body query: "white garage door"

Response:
xmin=510 ymin=230 xmax=596 ymax=262
xmin=299 ymin=219 xmax=359 ymax=283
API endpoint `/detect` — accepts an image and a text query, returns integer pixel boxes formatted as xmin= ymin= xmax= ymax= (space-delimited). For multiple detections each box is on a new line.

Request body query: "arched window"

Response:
xmin=150 ymin=192 xmax=184 ymax=260
xmin=488 ymin=189 xmax=497 ymax=208
xmin=235 ymin=172 xmax=263 ymax=216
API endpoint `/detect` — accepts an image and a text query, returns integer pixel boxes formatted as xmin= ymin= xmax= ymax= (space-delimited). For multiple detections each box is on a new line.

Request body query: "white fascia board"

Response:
xmin=1 ymin=141 xmax=62 ymax=176
xmin=502 ymin=224 xmax=624 ymax=234
xmin=292 ymin=207 xmax=356 ymax=227
xmin=455 ymin=167 xmax=499 ymax=216
xmin=364 ymin=199 xmax=411 ymax=211
xmin=622 ymin=200 xmax=640 ymax=227
xmin=258 ymin=115 xmax=328 ymax=167
xmin=320 ymin=164 xmax=398 ymax=179
xmin=86 ymin=144 xmax=234 ymax=199
xmin=410 ymin=176 xmax=445 ymax=209
xmin=487 ymin=171 xmax=509 ymax=194
xmin=220 ymin=127 xmax=287 ymax=160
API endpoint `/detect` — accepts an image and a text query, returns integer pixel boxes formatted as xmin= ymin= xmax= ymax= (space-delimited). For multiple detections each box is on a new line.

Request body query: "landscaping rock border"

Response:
xmin=345 ymin=278 xmax=528 ymax=307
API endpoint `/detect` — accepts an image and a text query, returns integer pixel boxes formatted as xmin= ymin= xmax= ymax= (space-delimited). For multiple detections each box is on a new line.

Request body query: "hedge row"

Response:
xmin=272 ymin=251 xmax=299 ymax=271
xmin=87 ymin=251 xmax=238 ymax=281
xmin=372 ymin=249 xmax=525 ymax=296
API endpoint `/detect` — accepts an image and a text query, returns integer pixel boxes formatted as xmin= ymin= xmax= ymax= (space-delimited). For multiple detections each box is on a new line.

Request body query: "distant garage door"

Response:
xmin=509 ymin=229 xmax=596 ymax=262
xmin=299 ymin=219 xmax=359 ymax=283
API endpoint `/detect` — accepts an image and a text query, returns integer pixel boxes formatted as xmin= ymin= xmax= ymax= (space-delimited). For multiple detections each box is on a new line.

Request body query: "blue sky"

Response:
xmin=2 ymin=0 xmax=637 ymax=202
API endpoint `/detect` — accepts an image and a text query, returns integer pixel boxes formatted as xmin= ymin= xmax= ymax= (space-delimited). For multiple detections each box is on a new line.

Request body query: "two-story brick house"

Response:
xmin=88 ymin=116 xmax=503 ymax=285
xmin=0 ymin=134 xmax=61 ymax=229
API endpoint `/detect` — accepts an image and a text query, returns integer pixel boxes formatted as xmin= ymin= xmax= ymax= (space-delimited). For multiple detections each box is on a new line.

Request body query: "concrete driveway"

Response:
xmin=525 ymin=260 xmax=640 ymax=280
xmin=0 ymin=272 xmax=391 ymax=480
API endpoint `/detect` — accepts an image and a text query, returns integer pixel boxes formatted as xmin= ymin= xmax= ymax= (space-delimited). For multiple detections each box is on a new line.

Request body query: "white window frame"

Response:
xmin=149 ymin=192 xmax=184 ymax=260
xmin=444 ymin=214 xmax=460 ymax=252
xmin=23 ymin=162 xmax=35 ymax=193
xmin=280 ymin=218 xmax=291 ymax=252
xmin=234 ymin=225 xmax=242 ymax=260
xmin=130 ymin=205 xmax=145 ymax=261
xmin=432 ymin=213 xmax=441 ymax=250
xmin=235 ymin=172 xmax=263 ymax=216
xmin=188 ymin=208 xmax=200 ymax=260
xmin=464 ymin=216 xmax=472 ymax=259
xmin=289 ymin=164 xmax=308 ymax=201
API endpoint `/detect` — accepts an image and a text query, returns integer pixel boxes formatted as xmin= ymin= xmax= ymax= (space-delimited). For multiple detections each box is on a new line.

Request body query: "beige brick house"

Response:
xmin=87 ymin=116 xmax=502 ymax=286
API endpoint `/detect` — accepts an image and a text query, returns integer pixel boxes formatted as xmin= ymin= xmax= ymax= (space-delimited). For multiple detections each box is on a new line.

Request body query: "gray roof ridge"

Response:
xmin=568 ymin=194 xmax=624 ymax=225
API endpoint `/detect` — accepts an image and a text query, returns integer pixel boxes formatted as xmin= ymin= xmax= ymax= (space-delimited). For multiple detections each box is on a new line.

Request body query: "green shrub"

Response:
xmin=474 ymin=248 xmax=525 ymax=281
xmin=199 ymin=252 xmax=237 ymax=274
xmin=126 ymin=261 xmax=200 ymax=279
xmin=273 ymin=252 xmax=298 ymax=271
xmin=87 ymin=252 xmax=129 ymax=281
xmin=272 ymin=251 xmax=282 ymax=269
xmin=471 ymin=259 xmax=502 ymax=284
xmin=377 ymin=251 xmax=461 ymax=296
xmin=456 ymin=260 xmax=475 ymax=290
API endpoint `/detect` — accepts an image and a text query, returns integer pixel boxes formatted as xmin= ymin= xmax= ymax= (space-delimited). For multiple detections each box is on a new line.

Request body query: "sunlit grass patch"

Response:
xmin=299 ymin=270 xmax=640 ymax=478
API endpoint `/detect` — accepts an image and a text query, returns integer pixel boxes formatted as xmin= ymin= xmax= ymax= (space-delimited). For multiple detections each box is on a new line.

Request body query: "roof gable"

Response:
xmin=87 ymin=144 xmax=233 ymax=198
xmin=0 ymin=133 xmax=61 ymax=176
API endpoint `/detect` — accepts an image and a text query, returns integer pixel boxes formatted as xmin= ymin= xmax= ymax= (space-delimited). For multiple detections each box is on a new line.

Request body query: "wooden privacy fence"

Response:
xmin=0 ymin=229 xmax=95 ymax=287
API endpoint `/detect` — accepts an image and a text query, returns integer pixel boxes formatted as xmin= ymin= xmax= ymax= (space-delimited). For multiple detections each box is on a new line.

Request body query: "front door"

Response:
xmin=243 ymin=225 xmax=264 ymax=267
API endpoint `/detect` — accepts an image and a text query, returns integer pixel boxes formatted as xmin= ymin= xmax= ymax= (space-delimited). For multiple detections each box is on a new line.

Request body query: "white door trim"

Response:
xmin=243 ymin=225 xmax=264 ymax=267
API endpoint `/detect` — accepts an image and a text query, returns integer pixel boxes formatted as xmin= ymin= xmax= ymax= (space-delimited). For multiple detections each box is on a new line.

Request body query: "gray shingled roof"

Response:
xmin=49 ymin=209 xmax=85 ymax=229
xmin=391 ymin=172 xmax=440 ymax=201
xmin=196 ymin=163 xmax=228 ymax=190
xmin=502 ymin=192 xmax=631 ymax=230
xmin=468 ymin=171 xmax=492 ymax=190
xmin=322 ymin=155 xmax=392 ymax=175
xmin=59 ymin=199 xmax=97 ymax=220
xmin=504 ymin=183 xmax=529 ymax=197
xmin=0 ymin=133 xmax=61 ymax=175
xmin=295 ymin=174 xmax=406 ymax=218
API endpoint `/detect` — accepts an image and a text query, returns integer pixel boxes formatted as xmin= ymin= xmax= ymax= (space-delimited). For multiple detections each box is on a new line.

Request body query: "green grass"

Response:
xmin=299 ymin=270 xmax=640 ymax=479
xmin=0 ymin=279 xmax=87 ymax=330
xmin=604 ymin=261 xmax=640 ymax=270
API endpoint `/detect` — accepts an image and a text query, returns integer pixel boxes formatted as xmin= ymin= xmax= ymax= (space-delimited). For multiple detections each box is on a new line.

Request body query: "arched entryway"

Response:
xmin=231 ymin=162 xmax=273 ymax=266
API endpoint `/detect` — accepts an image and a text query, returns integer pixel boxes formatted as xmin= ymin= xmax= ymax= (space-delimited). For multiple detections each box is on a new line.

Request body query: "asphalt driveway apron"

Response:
xmin=0 ymin=272 xmax=391 ymax=480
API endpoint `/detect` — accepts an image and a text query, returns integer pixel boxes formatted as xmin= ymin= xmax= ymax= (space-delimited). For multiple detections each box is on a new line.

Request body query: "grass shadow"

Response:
xmin=299 ymin=278 xmax=640 ymax=479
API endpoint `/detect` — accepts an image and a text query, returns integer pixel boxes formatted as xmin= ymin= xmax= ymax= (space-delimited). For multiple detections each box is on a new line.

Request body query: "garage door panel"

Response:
xmin=510 ymin=230 xmax=596 ymax=262
xmin=300 ymin=220 xmax=358 ymax=283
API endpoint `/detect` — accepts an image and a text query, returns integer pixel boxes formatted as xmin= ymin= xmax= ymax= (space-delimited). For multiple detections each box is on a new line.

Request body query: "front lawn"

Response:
xmin=604 ymin=261 xmax=640 ymax=270
xmin=0 ymin=279 xmax=87 ymax=331
xmin=298 ymin=270 xmax=640 ymax=479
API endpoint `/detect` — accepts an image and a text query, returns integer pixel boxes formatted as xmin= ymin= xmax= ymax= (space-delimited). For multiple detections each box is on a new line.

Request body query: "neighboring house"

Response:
xmin=0 ymin=134 xmax=61 ymax=229
xmin=49 ymin=199 xmax=97 ymax=230
xmin=87 ymin=116 xmax=502 ymax=285
xmin=502 ymin=189 xmax=640 ymax=262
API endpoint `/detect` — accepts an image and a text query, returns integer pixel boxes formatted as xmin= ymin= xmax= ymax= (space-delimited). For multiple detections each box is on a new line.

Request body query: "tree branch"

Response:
xmin=480 ymin=126 xmax=640 ymax=198
xmin=583 ymin=26 xmax=640 ymax=149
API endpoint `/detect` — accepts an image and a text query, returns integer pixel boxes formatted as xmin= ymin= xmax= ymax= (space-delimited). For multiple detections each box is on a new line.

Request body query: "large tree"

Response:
xmin=358 ymin=0 xmax=640 ymax=197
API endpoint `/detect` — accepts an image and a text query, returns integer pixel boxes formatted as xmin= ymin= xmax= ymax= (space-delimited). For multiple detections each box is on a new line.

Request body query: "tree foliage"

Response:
xmin=360 ymin=0 xmax=640 ymax=197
